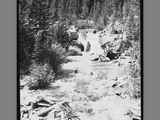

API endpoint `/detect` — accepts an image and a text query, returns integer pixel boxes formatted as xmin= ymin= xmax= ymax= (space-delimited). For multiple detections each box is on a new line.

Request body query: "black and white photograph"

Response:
xmin=18 ymin=0 xmax=143 ymax=120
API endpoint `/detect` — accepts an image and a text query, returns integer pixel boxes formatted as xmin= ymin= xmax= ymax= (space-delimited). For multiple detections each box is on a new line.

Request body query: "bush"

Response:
xmin=28 ymin=43 xmax=68 ymax=90
xmin=32 ymin=28 xmax=68 ymax=73
xmin=48 ymin=44 xmax=68 ymax=74
xmin=28 ymin=63 xmax=55 ymax=90
xmin=27 ymin=31 xmax=68 ymax=90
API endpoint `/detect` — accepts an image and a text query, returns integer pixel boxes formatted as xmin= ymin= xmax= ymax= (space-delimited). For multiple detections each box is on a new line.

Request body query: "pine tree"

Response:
xmin=29 ymin=0 xmax=52 ymax=63
xmin=18 ymin=0 xmax=35 ymax=74
xmin=29 ymin=0 xmax=51 ymax=32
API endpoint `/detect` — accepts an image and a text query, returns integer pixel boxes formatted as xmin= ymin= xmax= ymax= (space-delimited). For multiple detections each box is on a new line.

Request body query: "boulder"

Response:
xmin=107 ymin=51 xmax=121 ymax=60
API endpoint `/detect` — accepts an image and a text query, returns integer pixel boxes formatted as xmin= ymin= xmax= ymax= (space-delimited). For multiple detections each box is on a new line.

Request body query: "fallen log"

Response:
xmin=38 ymin=104 xmax=56 ymax=117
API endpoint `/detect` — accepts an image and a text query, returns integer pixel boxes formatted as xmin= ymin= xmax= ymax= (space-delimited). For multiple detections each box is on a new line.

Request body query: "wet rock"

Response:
xmin=107 ymin=51 xmax=121 ymax=60
xmin=133 ymin=118 xmax=140 ymax=120
xmin=74 ymin=69 xmax=78 ymax=74
xmin=93 ymin=30 xmax=97 ymax=34
xmin=90 ymin=72 xmax=94 ymax=76
xmin=112 ymin=83 xmax=118 ymax=88
xmin=115 ymin=93 xmax=121 ymax=96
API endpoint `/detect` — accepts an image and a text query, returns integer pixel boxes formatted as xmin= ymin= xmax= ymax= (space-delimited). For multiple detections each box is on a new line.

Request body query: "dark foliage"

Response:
xmin=28 ymin=63 xmax=55 ymax=90
xmin=106 ymin=51 xmax=121 ymax=60
xmin=18 ymin=21 xmax=35 ymax=74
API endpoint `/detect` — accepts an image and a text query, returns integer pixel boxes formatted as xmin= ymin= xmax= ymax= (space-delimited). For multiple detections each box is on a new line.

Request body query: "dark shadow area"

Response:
xmin=47 ymin=85 xmax=61 ymax=90
xmin=67 ymin=50 xmax=83 ymax=56
xmin=63 ymin=58 xmax=73 ymax=63
xmin=55 ymin=69 xmax=75 ymax=80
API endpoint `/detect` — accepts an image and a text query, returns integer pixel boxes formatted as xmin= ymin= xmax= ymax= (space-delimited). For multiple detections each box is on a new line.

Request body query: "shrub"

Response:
xmin=32 ymin=28 xmax=68 ymax=73
xmin=28 ymin=35 xmax=68 ymax=90
xmin=48 ymin=43 xmax=68 ymax=74
xmin=28 ymin=63 xmax=55 ymax=90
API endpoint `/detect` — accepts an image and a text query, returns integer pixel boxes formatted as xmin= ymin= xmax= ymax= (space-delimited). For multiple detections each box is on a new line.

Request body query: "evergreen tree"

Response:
xmin=29 ymin=0 xmax=52 ymax=63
